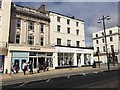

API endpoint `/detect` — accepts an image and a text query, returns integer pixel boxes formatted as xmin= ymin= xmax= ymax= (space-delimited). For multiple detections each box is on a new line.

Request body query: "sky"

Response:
xmin=14 ymin=1 xmax=118 ymax=47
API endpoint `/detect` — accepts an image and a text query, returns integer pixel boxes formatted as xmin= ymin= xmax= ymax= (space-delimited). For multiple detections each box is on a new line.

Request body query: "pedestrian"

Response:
xmin=15 ymin=63 xmax=19 ymax=73
xmin=29 ymin=61 xmax=33 ymax=74
xmin=69 ymin=60 xmax=72 ymax=70
xmin=22 ymin=61 xmax=27 ymax=75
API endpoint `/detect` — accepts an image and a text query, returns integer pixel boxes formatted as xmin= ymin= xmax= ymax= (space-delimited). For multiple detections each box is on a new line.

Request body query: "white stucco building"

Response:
xmin=1 ymin=3 xmax=93 ymax=73
xmin=48 ymin=11 xmax=93 ymax=68
xmin=92 ymin=26 xmax=120 ymax=64
xmin=0 ymin=0 xmax=11 ymax=73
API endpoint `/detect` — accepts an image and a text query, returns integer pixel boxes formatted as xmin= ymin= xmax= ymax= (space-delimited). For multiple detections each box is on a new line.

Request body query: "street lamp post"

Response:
xmin=98 ymin=15 xmax=110 ymax=70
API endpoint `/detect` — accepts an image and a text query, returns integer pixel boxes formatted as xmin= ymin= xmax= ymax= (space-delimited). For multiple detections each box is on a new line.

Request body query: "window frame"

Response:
xmin=67 ymin=19 xmax=70 ymax=25
xmin=57 ymin=16 xmax=61 ymax=22
xmin=57 ymin=38 xmax=61 ymax=45
xmin=76 ymin=29 xmax=79 ymax=35
xmin=15 ymin=34 xmax=20 ymax=44
xmin=16 ymin=19 xmax=21 ymax=29
xmin=28 ymin=21 xmax=34 ymax=31
xmin=28 ymin=35 xmax=34 ymax=45
xmin=57 ymin=25 xmax=61 ymax=32
xmin=67 ymin=40 xmax=71 ymax=46
xmin=67 ymin=27 xmax=70 ymax=34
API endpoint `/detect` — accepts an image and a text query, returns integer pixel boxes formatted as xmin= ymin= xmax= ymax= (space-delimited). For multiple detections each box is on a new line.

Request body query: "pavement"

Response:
xmin=0 ymin=64 xmax=119 ymax=86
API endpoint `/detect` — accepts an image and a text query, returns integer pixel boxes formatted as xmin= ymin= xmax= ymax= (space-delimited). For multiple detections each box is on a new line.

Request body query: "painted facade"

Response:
xmin=2 ymin=3 xmax=93 ymax=74
xmin=92 ymin=26 xmax=120 ymax=63
xmin=0 ymin=0 xmax=11 ymax=73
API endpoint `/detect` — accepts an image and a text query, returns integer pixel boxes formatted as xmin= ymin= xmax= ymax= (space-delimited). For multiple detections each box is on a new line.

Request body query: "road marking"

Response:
xmin=17 ymin=81 xmax=29 ymax=87
xmin=67 ymin=76 xmax=70 ymax=78
xmin=46 ymin=79 xmax=51 ymax=82
xmin=83 ymin=73 xmax=86 ymax=76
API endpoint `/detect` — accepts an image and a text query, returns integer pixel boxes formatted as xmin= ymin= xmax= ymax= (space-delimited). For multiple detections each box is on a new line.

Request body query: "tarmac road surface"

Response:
xmin=2 ymin=69 xmax=119 ymax=89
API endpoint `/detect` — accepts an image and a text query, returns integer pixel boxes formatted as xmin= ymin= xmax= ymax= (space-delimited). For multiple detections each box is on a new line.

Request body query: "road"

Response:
xmin=2 ymin=69 xmax=119 ymax=89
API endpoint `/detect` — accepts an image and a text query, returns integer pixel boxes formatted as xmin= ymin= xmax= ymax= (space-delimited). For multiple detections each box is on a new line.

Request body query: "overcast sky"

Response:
xmin=14 ymin=1 xmax=118 ymax=47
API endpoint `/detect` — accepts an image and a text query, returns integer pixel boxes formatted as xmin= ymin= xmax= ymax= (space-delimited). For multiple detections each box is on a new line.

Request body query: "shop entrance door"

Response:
xmin=38 ymin=57 xmax=45 ymax=65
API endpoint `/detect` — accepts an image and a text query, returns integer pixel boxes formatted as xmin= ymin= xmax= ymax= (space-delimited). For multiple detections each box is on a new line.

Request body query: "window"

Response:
xmin=76 ymin=41 xmax=80 ymax=47
xmin=57 ymin=38 xmax=61 ymax=45
xmin=110 ymin=37 xmax=113 ymax=41
xmin=109 ymin=30 xmax=112 ymax=35
xmin=67 ymin=19 xmax=70 ymax=25
xmin=67 ymin=40 xmax=71 ymax=46
xmin=67 ymin=28 xmax=70 ymax=34
xmin=96 ymin=34 xmax=98 ymax=37
xmin=41 ymin=37 xmax=44 ymax=46
xmin=103 ymin=46 xmax=105 ymax=52
xmin=76 ymin=22 xmax=79 ymax=27
xmin=28 ymin=21 xmax=34 ymax=30
xmin=28 ymin=36 xmax=34 ymax=45
xmin=76 ymin=29 xmax=79 ymax=35
xmin=102 ymin=39 xmax=104 ymax=43
xmin=0 ymin=1 xmax=1 ymax=8
xmin=16 ymin=34 xmax=20 ymax=44
xmin=96 ymin=40 xmax=99 ymax=44
xmin=102 ymin=32 xmax=104 ymax=36
xmin=97 ymin=47 xmax=99 ymax=52
xmin=40 ymin=24 xmax=44 ymax=33
xmin=119 ymin=36 xmax=120 ymax=41
xmin=57 ymin=25 xmax=61 ymax=32
xmin=110 ymin=45 xmax=114 ymax=52
xmin=16 ymin=19 xmax=21 ymax=28
xmin=57 ymin=16 xmax=60 ymax=22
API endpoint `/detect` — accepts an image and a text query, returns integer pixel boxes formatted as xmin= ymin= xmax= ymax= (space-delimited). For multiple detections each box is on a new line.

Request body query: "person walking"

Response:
xmin=22 ymin=61 xmax=27 ymax=75
xmin=29 ymin=61 xmax=33 ymax=74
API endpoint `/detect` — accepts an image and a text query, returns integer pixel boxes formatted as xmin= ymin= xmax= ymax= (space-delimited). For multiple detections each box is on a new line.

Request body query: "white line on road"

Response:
xmin=46 ymin=79 xmax=51 ymax=82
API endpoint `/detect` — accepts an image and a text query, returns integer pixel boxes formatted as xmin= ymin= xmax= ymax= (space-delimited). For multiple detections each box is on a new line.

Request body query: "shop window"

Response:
xmin=84 ymin=54 xmax=91 ymax=65
xmin=58 ymin=53 xmax=74 ymax=66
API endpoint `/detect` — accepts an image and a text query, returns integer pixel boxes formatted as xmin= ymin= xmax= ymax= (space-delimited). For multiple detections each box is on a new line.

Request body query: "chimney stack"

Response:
xmin=38 ymin=4 xmax=45 ymax=13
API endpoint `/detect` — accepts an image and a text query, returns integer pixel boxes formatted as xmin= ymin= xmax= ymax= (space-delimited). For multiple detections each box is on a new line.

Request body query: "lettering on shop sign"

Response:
xmin=30 ymin=48 xmax=41 ymax=50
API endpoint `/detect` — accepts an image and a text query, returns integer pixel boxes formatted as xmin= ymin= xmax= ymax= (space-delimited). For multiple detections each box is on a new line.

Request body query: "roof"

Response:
xmin=47 ymin=11 xmax=84 ymax=22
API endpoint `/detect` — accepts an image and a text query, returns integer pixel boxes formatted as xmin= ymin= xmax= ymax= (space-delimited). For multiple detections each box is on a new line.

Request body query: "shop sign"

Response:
xmin=30 ymin=48 xmax=41 ymax=50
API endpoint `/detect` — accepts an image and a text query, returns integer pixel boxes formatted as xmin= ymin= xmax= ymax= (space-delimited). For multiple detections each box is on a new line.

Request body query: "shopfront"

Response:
xmin=0 ymin=55 xmax=5 ymax=73
xmin=29 ymin=52 xmax=53 ymax=69
xmin=55 ymin=46 xmax=93 ymax=67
